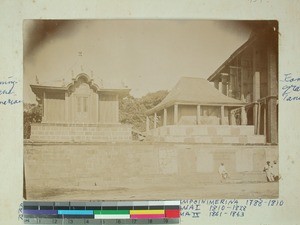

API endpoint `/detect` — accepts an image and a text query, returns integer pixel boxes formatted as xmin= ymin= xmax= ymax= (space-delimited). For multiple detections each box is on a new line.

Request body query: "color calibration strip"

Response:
xmin=23 ymin=201 xmax=180 ymax=224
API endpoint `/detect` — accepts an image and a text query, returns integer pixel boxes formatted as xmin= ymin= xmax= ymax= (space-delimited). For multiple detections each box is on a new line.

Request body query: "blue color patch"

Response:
xmin=58 ymin=210 xmax=94 ymax=215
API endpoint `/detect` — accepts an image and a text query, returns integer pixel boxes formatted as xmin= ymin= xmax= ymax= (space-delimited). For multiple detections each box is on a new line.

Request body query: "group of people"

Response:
xmin=218 ymin=161 xmax=280 ymax=183
xmin=263 ymin=160 xmax=280 ymax=182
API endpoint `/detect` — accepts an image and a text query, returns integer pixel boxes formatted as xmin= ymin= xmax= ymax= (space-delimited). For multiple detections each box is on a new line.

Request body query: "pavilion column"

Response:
xmin=163 ymin=108 xmax=167 ymax=126
xmin=253 ymin=72 xmax=260 ymax=101
xmin=241 ymin=106 xmax=247 ymax=125
xmin=174 ymin=104 xmax=178 ymax=125
xmin=220 ymin=105 xmax=225 ymax=125
xmin=214 ymin=80 xmax=219 ymax=90
xmin=43 ymin=91 xmax=47 ymax=122
xmin=230 ymin=110 xmax=236 ymax=125
xmin=253 ymin=45 xmax=261 ymax=135
xmin=257 ymin=103 xmax=261 ymax=135
xmin=263 ymin=104 xmax=267 ymax=136
xmin=267 ymin=37 xmax=278 ymax=144
xmin=240 ymin=68 xmax=245 ymax=101
xmin=196 ymin=105 xmax=201 ymax=125
xmin=146 ymin=116 xmax=150 ymax=132
xmin=154 ymin=113 xmax=157 ymax=129
xmin=221 ymin=73 xmax=228 ymax=96
xmin=253 ymin=71 xmax=260 ymax=134
xmin=228 ymin=74 xmax=234 ymax=98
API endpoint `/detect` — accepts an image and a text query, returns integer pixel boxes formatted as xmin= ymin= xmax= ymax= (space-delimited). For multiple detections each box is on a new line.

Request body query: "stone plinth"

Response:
xmin=146 ymin=125 xmax=265 ymax=144
xmin=30 ymin=123 xmax=132 ymax=142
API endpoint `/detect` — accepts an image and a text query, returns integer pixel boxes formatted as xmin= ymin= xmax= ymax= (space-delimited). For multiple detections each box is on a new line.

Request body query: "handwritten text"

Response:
xmin=0 ymin=76 xmax=22 ymax=105
xmin=281 ymin=73 xmax=300 ymax=101
xmin=181 ymin=199 xmax=284 ymax=218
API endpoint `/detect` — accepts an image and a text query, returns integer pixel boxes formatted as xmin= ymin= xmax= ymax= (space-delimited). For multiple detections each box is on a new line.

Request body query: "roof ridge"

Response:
xmin=180 ymin=76 xmax=206 ymax=80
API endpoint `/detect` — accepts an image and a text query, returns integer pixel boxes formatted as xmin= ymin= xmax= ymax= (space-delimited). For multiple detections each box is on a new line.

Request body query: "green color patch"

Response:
xmin=94 ymin=210 xmax=130 ymax=215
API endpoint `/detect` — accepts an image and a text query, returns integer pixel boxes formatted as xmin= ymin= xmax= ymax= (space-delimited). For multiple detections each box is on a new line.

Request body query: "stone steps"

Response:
xmin=148 ymin=125 xmax=256 ymax=136
xmin=149 ymin=135 xmax=265 ymax=144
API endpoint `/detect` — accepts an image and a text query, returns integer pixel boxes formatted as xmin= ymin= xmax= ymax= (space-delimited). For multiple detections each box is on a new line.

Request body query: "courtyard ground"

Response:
xmin=26 ymin=181 xmax=278 ymax=201
xmin=24 ymin=141 xmax=279 ymax=201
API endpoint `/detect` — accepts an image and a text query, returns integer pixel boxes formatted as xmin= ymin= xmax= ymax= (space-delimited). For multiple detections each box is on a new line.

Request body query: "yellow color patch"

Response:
xmin=130 ymin=210 xmax=165 ymax=215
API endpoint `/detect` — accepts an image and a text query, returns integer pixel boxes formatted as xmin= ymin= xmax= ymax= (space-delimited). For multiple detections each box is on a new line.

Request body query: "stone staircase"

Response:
xmin=146 ymin=125 xmax=265 ymax=144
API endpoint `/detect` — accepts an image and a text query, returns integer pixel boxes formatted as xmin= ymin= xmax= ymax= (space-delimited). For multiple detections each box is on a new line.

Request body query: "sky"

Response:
xmin=23 ymin=20 xmax=251 ymax=103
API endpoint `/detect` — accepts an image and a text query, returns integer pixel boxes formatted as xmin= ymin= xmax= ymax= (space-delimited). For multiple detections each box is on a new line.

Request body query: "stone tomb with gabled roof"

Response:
xmin=146 ymin=77 xmax=265 ymax=144
xmin=29 ymin=73 xmax=132 ymax=142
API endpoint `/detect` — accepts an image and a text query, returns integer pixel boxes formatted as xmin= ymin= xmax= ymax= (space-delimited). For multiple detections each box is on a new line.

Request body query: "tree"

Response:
xmin=23 ymin=103 xmax=42 ymax=139
xmin=119 ymin=90 xmax=168 ymax=133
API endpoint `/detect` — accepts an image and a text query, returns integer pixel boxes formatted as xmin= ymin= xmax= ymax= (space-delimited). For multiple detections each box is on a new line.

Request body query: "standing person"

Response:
xmin=263 ymin=161 xmax=274 ymax=182
xmin=272 ymin=160 xmax=280 ymax=182
xmin=218 ymin=163 xmax=228 ymax=182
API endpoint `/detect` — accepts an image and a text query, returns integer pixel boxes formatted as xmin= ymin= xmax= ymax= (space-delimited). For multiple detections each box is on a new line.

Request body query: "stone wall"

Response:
xmin=24 ymin=142 xmax=278 ymax=199
xmin=30 ymin=123 xmax=132 ymax=142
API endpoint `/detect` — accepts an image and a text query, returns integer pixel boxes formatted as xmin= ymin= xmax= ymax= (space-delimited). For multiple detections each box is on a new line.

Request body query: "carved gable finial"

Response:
xmin=35 ymin=75 xmax=39 ymax=84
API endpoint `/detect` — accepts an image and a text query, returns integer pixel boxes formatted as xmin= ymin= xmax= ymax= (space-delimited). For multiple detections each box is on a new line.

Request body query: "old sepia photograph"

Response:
xmin=23 ymin=20 xmax=279 ymax=200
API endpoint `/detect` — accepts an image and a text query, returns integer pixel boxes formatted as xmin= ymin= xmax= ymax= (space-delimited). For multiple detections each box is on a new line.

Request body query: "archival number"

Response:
xmin=248 ymin=0 xmax=269 ymax=3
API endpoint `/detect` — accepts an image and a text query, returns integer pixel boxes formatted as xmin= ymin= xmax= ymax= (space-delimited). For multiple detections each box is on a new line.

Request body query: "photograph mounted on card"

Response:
xmin=23 ymin=19 xmax=279 ymax=200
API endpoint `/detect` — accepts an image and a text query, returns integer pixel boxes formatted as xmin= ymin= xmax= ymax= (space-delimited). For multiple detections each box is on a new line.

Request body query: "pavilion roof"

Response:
xmin=146 ymin=77 xmax=244 ymax=115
